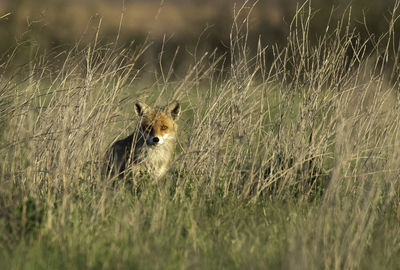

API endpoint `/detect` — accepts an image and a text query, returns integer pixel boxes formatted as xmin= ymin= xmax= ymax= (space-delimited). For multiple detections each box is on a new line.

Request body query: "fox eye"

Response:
xmin=161 ymin=125 xmax=168 ymax=130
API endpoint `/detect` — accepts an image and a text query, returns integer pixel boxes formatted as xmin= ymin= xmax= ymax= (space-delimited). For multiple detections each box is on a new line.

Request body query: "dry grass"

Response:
xmin=1 ymin=2 xmax=400 ymax=269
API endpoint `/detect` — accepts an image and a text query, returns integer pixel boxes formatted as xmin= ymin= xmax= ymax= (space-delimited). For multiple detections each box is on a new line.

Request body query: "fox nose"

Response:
xmin=152 ymin=137 xmax=159 ymax=144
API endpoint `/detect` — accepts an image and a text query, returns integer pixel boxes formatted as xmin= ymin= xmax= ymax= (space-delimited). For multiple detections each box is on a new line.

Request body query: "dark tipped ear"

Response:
xmin=167 ymin=101 xmax=181 ymax=120
xmin=135 ymin=102 xmax=149 ymax=116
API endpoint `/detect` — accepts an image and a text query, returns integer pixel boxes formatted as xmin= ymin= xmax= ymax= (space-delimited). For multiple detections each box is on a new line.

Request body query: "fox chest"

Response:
xmin=133 ymin=144 xmax=173 ymax=178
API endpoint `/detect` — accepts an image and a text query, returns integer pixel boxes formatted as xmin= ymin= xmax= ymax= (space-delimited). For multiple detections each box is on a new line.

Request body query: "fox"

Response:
xmin=103 ymin=101 xmax=181 ymax=180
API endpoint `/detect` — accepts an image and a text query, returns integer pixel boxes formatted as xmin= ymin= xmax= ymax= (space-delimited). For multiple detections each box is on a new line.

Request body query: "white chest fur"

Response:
xmin=134 ymin=135 xmax=176 ymax=178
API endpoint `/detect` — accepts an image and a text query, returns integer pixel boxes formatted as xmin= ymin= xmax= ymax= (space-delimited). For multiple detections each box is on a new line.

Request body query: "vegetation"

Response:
xmin=1 ymin=1 xmax=400 ymax=269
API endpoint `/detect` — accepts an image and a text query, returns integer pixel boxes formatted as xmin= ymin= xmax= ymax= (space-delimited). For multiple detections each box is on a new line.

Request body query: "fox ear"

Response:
xmin=135 ymin=102 xmax=149 ymax=116
xmin=168 ymin=101 xmax=181 ymax=120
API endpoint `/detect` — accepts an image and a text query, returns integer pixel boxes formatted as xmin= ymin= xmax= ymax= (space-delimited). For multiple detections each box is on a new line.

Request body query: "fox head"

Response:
xmin=134 ymin=101 xmax=181 ymax=146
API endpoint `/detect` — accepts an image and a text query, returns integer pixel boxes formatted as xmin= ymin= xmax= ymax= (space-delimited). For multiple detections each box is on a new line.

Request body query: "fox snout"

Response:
xmin=145 ymin=133 xmax=169 ymax=146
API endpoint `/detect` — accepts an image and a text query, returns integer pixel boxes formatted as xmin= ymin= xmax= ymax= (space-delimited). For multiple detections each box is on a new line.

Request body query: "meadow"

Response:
xmin=1 ymin=2 xmax=400 ymax=269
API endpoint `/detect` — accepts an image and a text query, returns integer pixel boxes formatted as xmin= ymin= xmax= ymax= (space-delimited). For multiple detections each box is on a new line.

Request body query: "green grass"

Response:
xmin=0 ymin=181 xmax=310 ymax=269
xmin=1 ymin=2 xmax=400 ymax=269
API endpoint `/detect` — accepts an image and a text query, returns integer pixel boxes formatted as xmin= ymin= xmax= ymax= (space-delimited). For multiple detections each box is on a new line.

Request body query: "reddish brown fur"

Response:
xmin=141 ymin=110 xmax=178 ymax=139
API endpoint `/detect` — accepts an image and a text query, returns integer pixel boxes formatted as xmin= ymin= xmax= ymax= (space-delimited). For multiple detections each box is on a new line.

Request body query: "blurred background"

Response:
xmin=0 ymin=0 xmax=397 ymax=71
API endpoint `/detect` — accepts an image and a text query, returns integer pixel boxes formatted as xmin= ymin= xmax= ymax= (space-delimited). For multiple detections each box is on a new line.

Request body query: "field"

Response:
xmin=1 ymin=2 xmax=400 ymax=269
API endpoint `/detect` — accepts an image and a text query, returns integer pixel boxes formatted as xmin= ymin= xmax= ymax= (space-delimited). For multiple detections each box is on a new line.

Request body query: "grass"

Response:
xmin=1 ymin=1 xmax=400 ymax=269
